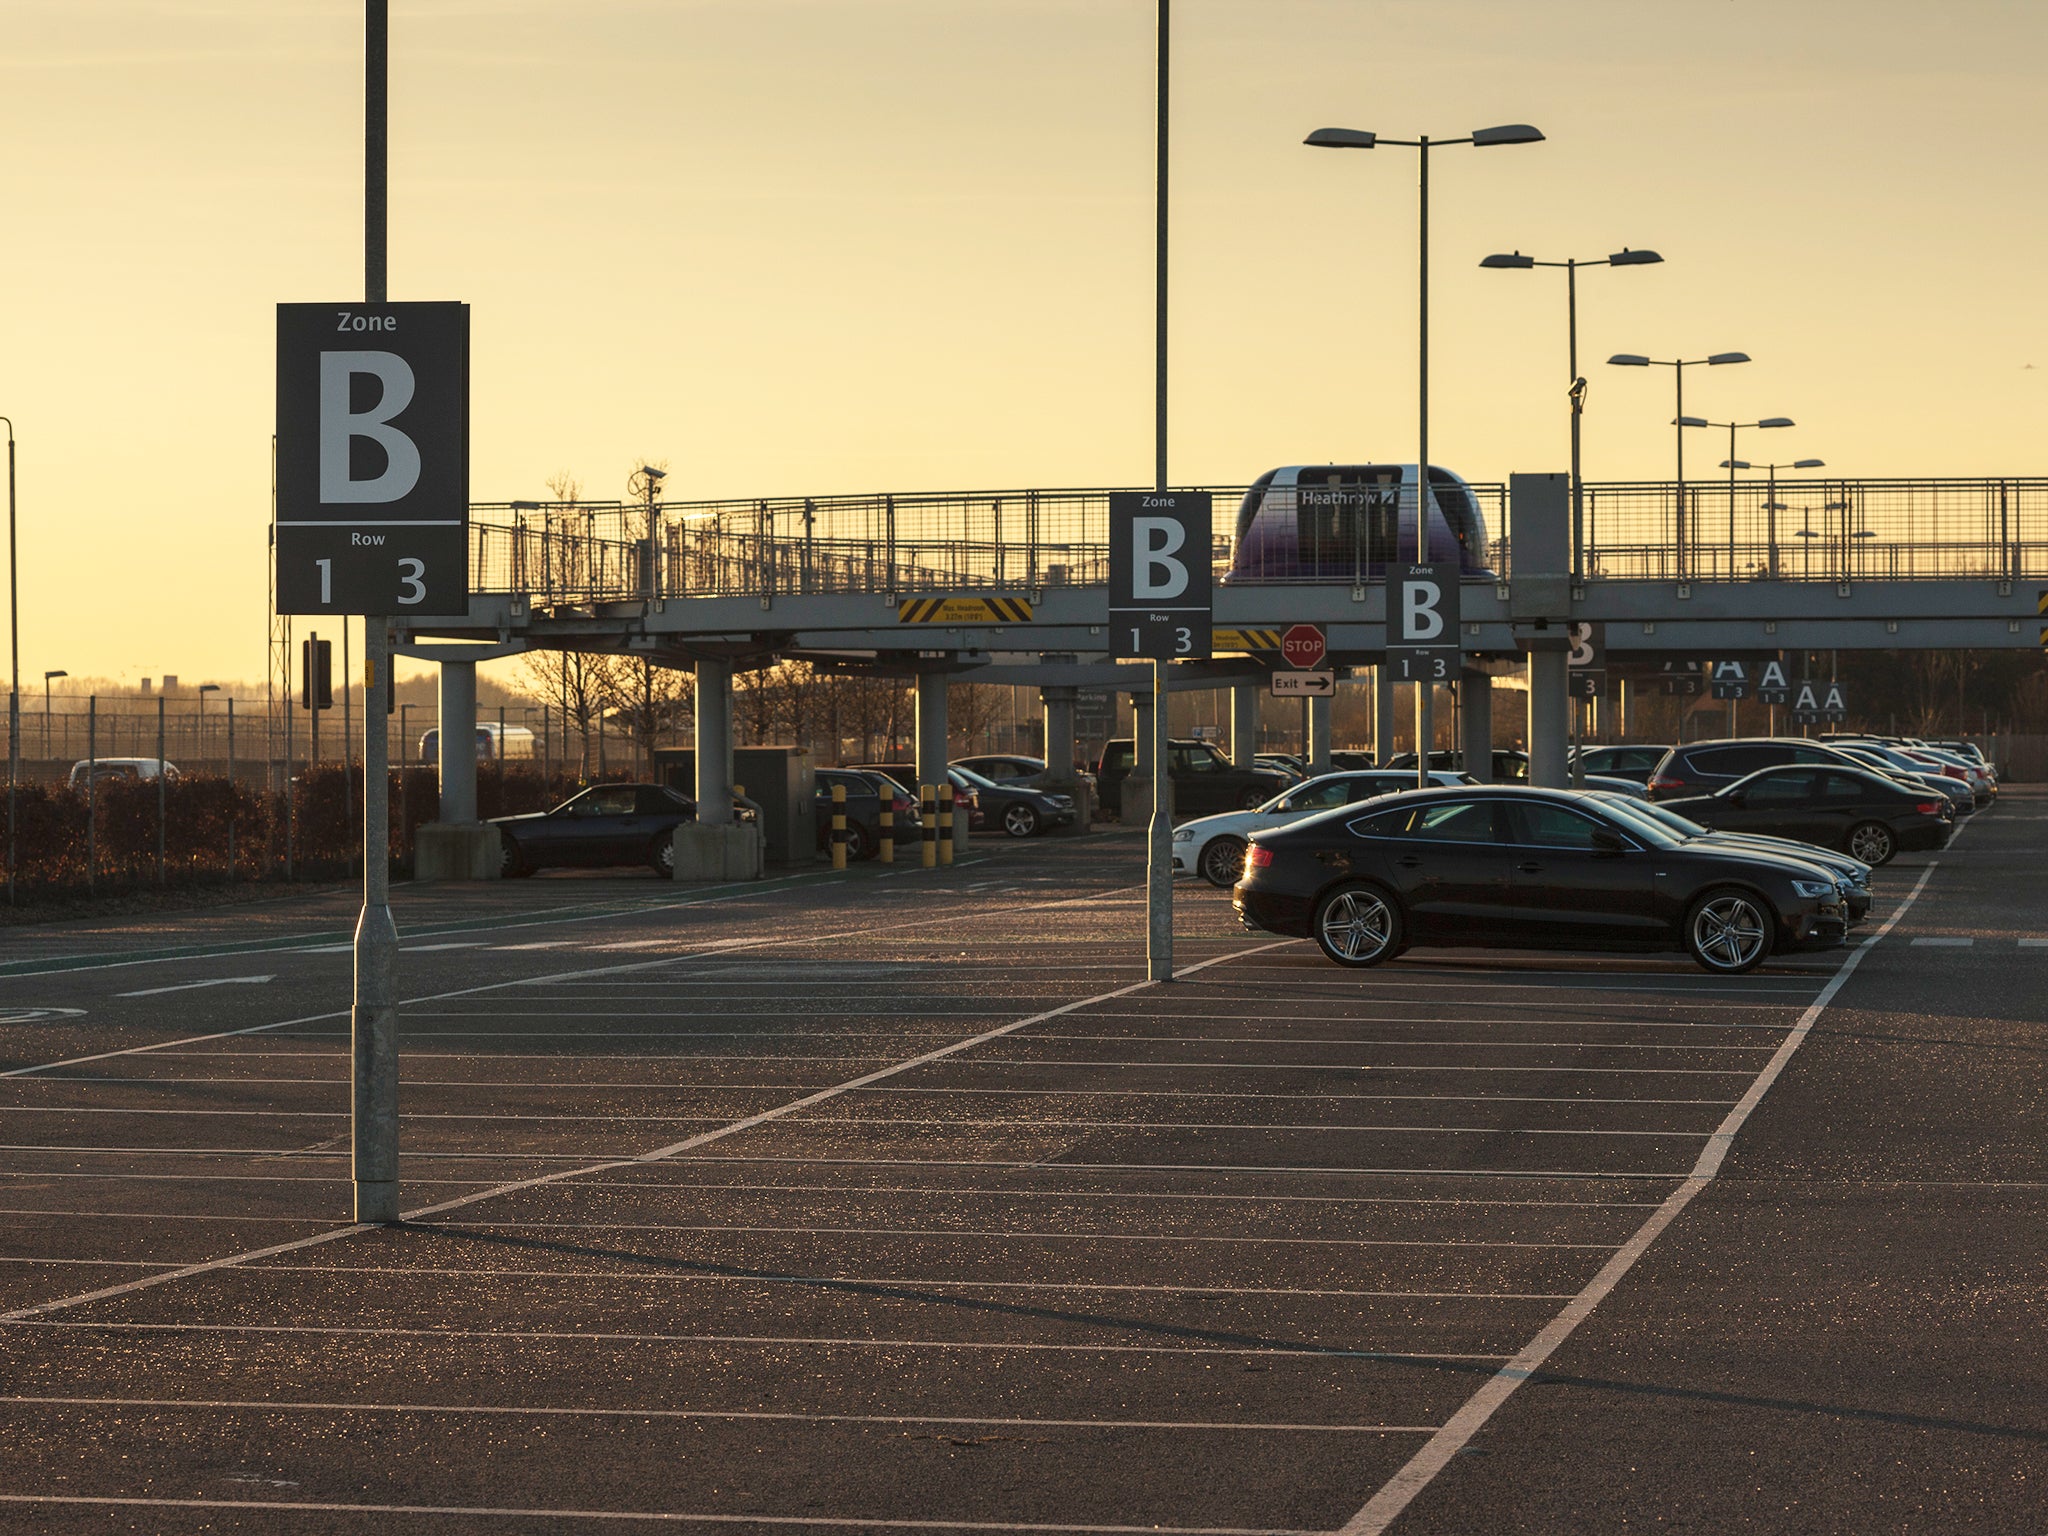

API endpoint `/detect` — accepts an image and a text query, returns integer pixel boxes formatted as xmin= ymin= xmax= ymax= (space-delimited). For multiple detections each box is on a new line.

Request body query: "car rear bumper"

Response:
xmin=1897 ymin=820 xmax=1953 ymax=852
xmin=1232 ymin=885 xmax=1314 ymax=936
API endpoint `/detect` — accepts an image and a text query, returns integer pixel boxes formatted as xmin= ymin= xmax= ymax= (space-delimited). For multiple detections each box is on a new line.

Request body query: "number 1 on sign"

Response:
xmin=316 ymin=559 xmax=331 ymax=603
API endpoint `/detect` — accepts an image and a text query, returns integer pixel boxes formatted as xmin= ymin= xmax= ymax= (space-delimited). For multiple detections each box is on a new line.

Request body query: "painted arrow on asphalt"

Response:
xmin=117 ymin=975 xmax=276 ymax=999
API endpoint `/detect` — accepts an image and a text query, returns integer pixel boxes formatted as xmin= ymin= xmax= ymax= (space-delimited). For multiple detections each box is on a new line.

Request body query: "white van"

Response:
xmin=416 ymin=724 xmax=537 ymax=764
xmin=68 ymin=757 xmax=181 ymax=790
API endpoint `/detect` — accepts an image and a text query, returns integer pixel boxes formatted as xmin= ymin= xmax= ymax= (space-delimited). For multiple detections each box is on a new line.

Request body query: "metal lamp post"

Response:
xmin=1306 ymin=121 xmax=1545 ymax=787
xmin=1480 ymin=248 xmax=1662 ymax=575
xmin=42 ymin=670 xmax=64 ymax=759
xmin=1679 ymin=415 xmax=1793 ymax=576
xmin=1721 ymin=457 xmax=1824 ymax=576
xmin=1606 ymin=351 xmax=1750 ymax=576
xmin=2 ymin=416 xmax=14 ymax=904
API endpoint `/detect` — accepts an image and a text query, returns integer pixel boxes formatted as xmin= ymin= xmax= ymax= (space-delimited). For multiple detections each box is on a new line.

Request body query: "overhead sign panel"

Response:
xmin=1108 ymin=491 xmax=1212 ymax=660
xmin=275 ymin=302 xmax=470 ymax=615
xmin=1387 ymin=562 xmax=1462 ymax=682
xmin=1756 ymin=658 xmax=1791 ymax=705
xmin=1213 ymin=628 xmax=1281 ymax=652
xmin=897 ymin=595 xmax=1034 ymax=624
xmin=1711 ymin=659 xmax=1750 ymax=700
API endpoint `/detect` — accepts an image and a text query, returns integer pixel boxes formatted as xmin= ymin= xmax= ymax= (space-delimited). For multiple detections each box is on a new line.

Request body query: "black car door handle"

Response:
xmin=1517 ymin=861 xmax=1544 ymax=874
xmin=1396 ymin=855 xmax=1423 ymax=869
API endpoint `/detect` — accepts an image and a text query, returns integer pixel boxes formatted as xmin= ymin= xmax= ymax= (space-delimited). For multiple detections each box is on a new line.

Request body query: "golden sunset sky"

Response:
xmin=2 ymin=0 xmax=2043 ymax=689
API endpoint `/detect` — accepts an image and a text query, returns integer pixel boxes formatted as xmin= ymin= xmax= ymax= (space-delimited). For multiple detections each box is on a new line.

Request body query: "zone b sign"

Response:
xmin=1108 ymin=491 xmax=1212 ymax=660
xmin=275 ymin=302 xmax=470 ymax=616
xmin=1387 ymin=562 xmax=1462 ymax=681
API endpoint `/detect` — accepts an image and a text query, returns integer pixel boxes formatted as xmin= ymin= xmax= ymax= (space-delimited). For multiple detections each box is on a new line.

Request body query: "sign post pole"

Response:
xmin=354 ymin=0 xmax=399 ymax=1225
xmin=1107 ymin=491 xmax=1211 ymax=984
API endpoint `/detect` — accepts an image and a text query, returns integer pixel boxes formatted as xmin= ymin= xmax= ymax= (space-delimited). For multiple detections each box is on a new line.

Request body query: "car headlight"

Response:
xmin=1171 ymin=827 xmax=1195 ymax=842
xmin=1791 ymin=879 xmax=1834 ymax=899
xmin=1046 ymin=794 xmax=1074 ymax=808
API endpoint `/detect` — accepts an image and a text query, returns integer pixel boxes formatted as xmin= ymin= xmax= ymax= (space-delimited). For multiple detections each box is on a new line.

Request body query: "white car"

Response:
xmin=1172 ymin=768 xmax=1471 ymax=887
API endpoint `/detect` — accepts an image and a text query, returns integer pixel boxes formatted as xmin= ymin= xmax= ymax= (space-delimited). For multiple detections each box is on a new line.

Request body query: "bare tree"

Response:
xmin=948 ymin=681 xmax=1005 ymax=755
xmin=597 ymin=657 xmax=692 ymax=778
xmin=522 ymin=648 xmax=608 ymax=776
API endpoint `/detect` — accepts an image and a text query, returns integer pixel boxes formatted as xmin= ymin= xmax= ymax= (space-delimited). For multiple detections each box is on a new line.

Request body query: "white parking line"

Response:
xmin=0 ymin=1491 xmax=1327 ymax=1533
xmin=0 ymin=1393 xmax=1438 ymax=1435
xmin=1908 ymin=936 xmax=1973 ymax=947
xmin=1335 ymin=860 xmax=1942 ymax=1536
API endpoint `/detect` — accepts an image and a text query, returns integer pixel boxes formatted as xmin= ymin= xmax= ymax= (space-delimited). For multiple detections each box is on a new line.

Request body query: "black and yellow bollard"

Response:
xmin=920 ymin=784 xmax=937 ymax=869
xmin=937 ymin=783 xmax=954 ymax=866
xmin=878 ymin=797 xmax=894 ymax=864
xmin=830 ymin=782 xmax=848 ymax=870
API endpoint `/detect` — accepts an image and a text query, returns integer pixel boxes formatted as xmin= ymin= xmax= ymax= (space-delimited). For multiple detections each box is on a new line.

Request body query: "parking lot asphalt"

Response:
xmin=0 ymin=796 xmax=2037 ymax=1533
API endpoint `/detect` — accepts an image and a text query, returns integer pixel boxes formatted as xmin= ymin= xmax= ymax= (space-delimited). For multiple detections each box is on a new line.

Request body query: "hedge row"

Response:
xmin=2 ymin=766 xmax=629 ymax=892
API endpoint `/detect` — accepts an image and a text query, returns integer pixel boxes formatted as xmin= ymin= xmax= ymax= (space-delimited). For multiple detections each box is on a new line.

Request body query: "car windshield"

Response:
xmin=951 ymin=766 xmax=1001 ymax=790
xmin=1583 ymin=793 xmax=1686 ymax=848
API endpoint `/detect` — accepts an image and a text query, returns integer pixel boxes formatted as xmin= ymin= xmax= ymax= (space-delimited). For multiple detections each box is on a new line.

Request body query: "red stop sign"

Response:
xmin=1281 ymin=623 xmax=1326 ymax=670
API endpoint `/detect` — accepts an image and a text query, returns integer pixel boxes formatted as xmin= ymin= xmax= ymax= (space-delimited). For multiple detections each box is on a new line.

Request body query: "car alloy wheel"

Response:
xmin=1237 ymin=786 xmax=1268 ymax=810
xmin=649 ymin=837 xmax=675 ymax=878
xmin=1688 ymin=890 xmax=1770 ymax=973
xmin=1199 ymin=836 xmax=1247 ymax=888
xmin=1312 ymin=882 xmax=1403 ymax=968
xmin=1847 ymin=821 xmax=1896 ymax=866
xmin=1002 ymin=803 xmax=1040 ymax=838
xmin=499 ymin=835 xmax=532 ymax=878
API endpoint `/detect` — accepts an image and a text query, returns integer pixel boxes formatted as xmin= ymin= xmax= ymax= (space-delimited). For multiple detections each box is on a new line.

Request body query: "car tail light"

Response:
xmin=1914 ymin=801 xmax=1941 ymax=815
xmin=1648 ymin=774 xmax=1685 ymax=793
xmin=1245 ymin=843 xmax=1274 ymax=869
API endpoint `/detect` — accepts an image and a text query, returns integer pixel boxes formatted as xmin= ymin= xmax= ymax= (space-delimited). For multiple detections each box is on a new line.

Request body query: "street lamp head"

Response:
xmin=1791 ymin=458 xmax=1826 ymax=469
xmin=637 ymin=466 xmax=667 ymax=480
xmin=1720 ymin=460 xmax=1752 ymax=470
xmin=1675 ymin=416 xmax=1710 ymax=428
xmin=1305 ymin=127 xmax=1376 ymax=149
xmin=43 ymin=669 xmax=65 ymax=681
xmin=1471 ymin=123 xmax=1545 ymax=146
xmin=509 ymin=500 xmax=541 ymax=510
xmin=1480 ymin=252 xmax=1536 ymax=269
xmin=198 ymin=684 xmax=220 ymax=694
xmin=1706 ymin=352 xmax=1750 ymax=365
xmin=1607 ymin=248 xmax=1663 ymax=266
xmin=1607 ymin=353 xmax=1651 ymax=367
xmin=1758 ymin=417 xmax=1795 ymax=429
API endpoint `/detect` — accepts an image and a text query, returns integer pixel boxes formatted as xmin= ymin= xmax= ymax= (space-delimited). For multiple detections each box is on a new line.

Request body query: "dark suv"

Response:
xmin=1648 ymin=738 xmax=1872 ymax=801
xmin=1095 ymin=738 xmax=1295 ymax=815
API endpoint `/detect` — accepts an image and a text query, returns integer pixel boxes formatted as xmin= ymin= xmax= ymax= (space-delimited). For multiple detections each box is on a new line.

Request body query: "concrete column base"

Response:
xmin=672 ymin=822 xmax=764 ymax=881
xmin=1120 ymin=776 xmax=1172 ymax=825
xmin=414 ymin=823 xmax=503 ymax=882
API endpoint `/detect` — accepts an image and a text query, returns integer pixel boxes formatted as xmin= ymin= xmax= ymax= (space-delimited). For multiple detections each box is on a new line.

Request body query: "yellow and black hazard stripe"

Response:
xmin=897 ymin=595 xmax=1035 ymax=624
xmin=2037 ymin=588 xmax=2048 ymax=615
xmin=1212 ymin=628 xmax=1282 ymax=651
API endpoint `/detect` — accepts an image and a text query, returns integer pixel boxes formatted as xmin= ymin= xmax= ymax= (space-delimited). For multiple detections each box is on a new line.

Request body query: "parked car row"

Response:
xmin=1233 ymin=783 xmax=1887 ymax=974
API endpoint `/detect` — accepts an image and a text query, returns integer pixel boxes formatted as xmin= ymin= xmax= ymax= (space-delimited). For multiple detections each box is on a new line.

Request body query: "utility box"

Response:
xmin=655 ymin=745 xmax=817 ymax=867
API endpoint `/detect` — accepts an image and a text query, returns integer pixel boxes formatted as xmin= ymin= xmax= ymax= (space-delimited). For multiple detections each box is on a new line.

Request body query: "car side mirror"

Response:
xmin=1590 ymin=828 xmax=1627 ymax=856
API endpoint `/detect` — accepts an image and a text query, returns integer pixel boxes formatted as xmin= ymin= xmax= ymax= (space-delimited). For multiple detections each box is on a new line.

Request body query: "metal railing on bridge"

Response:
xmin=467 ymin=477 xmax=2047 ymax=608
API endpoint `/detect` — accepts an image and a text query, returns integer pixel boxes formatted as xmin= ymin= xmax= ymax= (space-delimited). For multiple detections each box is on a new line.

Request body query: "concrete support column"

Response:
xmin=1461 ymin=667 xmax=1494 ymax=783
xmin=915 ymin=671 xmax=949 ymax=788
xmin=1527 ymin=651 xmax=1569 ymax=788
xmin=694 ymin=659 xmax=733 ymax=824
xmin=1040 ymin=685 xmax=1077 ymax=783
xmin=1307 ymin=695 xmax=1333 ymax=773
xmin=1230 ymin=684 xmax=1260 ymax=766
xmin=1374 ymin=665 xmax=1397 ymax=765
xmin=438 ymin=659 xmax=478 ymax=824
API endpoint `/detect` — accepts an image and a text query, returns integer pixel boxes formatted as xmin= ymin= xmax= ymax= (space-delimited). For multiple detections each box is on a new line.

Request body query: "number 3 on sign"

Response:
xmin=1175 ymin=627 xmax=1191 ymax=654
xmin=397 ymin=557 xmax=426 ymax=605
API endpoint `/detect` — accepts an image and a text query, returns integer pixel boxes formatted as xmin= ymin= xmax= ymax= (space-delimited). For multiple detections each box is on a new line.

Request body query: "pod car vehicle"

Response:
xmin=1222 ymin=463 xmax=1494 ymax=584
xmin=1590 ymin=790 xmax=1872 ymax=925
xmin=1233 ymin=785 xmax=1849 ymax=974
xmin=1653 ymin=764 xmax=1953 ymax=866
xmin=492 ymin=783 xmax=700 ymax=877
xmin=1173 ymin=768 xmax=1471 ymax=887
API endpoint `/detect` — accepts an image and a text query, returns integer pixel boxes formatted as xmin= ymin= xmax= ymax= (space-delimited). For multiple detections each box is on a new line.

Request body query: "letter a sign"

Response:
xmin=1388 ymin=562 xmax=1462 ymax=682
xmin=1108 ymin=491 xmax=1212 ymax=660
xmin=275 ymin=301 xmax=470 ymax=615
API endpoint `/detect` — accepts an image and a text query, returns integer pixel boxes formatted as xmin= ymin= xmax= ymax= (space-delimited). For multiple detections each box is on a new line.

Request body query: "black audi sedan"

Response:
xmin=1654 ymin=764 xmax=1952 ymax=866
xmin=1233 ymin=786 xmax=1848 ymax=973
xmin=1590 ymin=791 xmax=1873 ymax=926
xmin=491 ymin=783 xmax=698 ymax=877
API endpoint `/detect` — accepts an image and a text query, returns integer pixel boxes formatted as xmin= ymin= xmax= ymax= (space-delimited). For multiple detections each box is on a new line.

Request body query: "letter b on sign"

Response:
xmin=1108 ymin=491 xmax=1212 ymax=660
xmin=319 ymin=352 xmax=421 ymax=503
xmin=1402 ymin=579 xmax=1444 ymax=642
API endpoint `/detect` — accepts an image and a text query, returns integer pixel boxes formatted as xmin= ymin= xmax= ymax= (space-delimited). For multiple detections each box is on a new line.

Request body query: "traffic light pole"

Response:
xmin=352 ymin=0 xmax=401 ymax=1225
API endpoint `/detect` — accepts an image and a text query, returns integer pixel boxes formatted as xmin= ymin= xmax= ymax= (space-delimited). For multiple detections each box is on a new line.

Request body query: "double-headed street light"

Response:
xmin=1679 ymin=415 xmax=1794 ymax=577
xmin=1306 ymin=121 xmax=1545 ymax=786
xmin=1480 ymin=248 xmax=1662 ymax=576
xmin=1606 ymin=351 xmax=1749 ymax=576
xmin=1721 ymin=456 xmax=1825 ymax=576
